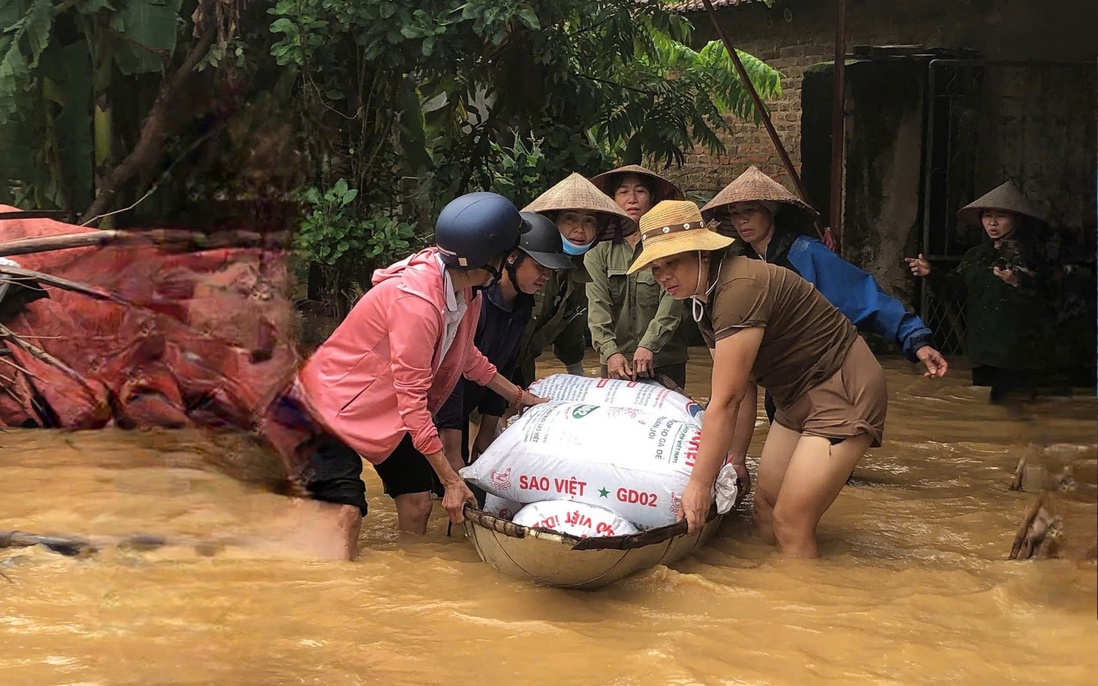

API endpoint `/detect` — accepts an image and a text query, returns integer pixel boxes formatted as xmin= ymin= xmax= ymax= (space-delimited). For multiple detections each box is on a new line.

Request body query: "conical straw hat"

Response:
xmin=590 ymin=164 xmax=687 ymax=203
xmin=626 ymin=200 xmax=735 ymax=275
xmin=523 ymin=172 xmax=638 ymax=241
xmin=956 ymin=181 xmax=1044 ymax=227
xmin=700 ymin=166 xmax=818 ymax=229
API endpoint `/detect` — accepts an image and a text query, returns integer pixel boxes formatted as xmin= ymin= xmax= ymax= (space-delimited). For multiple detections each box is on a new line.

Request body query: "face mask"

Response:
xmin=561 ymin=235 xmax=592 ymax=256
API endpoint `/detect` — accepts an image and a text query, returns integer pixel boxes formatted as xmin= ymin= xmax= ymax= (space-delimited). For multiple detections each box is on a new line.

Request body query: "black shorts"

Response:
xmin=372 ymin=434 xmax=445 ymax=499
xmin=299 ymin=432 xmax=368 ymax=517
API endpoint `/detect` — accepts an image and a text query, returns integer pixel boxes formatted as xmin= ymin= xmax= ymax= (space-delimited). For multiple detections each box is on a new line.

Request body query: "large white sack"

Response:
xmin=527 ymin=374 xmax=703 ymax=426
xmin=481 ymin=493 xmax=523 ymax=520
xmin=512 ymin=500 xmax=639 ymax=538
xmin=460 ymin=402 xmax=736 ymax=529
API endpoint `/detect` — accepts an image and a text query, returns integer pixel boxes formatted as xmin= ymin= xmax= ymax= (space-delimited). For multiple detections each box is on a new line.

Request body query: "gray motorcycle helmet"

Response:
xmin=516 ymin=212 xmax=576 ymax=271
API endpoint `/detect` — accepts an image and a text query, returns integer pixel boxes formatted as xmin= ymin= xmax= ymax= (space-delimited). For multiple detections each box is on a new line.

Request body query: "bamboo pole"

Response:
xmin=0 ymin=228 xmax=291 ymax=259
xmin=0 ymin=230 xmax=123 ymax=258
xmin=699 ymin=0 xmax=830 ymax=245
xmin=700 ymin=0 xmax=841 ymax=250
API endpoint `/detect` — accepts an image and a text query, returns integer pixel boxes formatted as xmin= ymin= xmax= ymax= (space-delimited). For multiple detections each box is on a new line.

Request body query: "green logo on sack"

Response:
xmin=571 ymin=404 xmax=599 ymax=419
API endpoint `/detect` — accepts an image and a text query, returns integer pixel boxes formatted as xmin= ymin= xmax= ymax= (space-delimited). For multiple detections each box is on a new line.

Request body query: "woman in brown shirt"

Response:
xmin=628 ymin=200 xmax=888 ymax=559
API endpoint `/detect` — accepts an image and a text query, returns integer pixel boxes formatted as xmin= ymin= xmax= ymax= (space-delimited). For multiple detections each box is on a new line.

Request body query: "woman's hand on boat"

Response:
xmin=678 ymin=478 xmax=713 ymax=535
xmin=731 ymin=460 xmax=751 ymax=502
xmin=442 ymin=479 xmax=477 ymax=524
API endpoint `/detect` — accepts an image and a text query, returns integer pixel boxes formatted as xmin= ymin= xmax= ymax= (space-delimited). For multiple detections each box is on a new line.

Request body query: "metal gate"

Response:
xmin=918 ymin=60 xmax=983 ymax=356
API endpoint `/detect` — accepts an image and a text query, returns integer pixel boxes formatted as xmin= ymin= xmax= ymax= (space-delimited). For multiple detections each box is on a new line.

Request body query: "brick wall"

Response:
xmin=675 ymin=41 xmax=832 ymax=200
xmin=671 ymin=0 xmax=1098 ymax=203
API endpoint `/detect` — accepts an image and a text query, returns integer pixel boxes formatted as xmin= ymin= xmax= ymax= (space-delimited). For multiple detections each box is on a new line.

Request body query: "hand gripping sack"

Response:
xmin=512 ymin=500 xmax=639 ymax=538
xmin=526 ymin=374 xmax=703 ymax=426
xmin=460 ymin=402 xmax=737 ymax=529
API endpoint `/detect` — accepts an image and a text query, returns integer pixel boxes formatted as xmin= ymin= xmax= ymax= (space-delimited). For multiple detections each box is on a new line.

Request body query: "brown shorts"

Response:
xmin=772 ymin=337 xmax=887 ymax=447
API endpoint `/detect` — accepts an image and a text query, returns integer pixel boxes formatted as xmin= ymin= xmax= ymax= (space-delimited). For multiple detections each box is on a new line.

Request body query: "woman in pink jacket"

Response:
xmin=264 ymin=192 xmax=546 ymax=558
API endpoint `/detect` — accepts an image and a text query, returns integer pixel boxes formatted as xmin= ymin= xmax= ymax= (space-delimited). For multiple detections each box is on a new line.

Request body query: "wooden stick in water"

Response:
xmin=0 ymin=530 xmax=245 ymax=558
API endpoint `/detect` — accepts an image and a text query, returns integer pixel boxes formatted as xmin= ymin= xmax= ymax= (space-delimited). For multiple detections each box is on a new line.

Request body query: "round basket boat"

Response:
xmin=461 ymin=504 xmax=723 ymax=590
xmin=460 ymin=372 xmax=727 ymax=589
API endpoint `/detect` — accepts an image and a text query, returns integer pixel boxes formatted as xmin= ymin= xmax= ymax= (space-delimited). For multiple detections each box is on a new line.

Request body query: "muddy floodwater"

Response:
xmin=2 ymin=349 xmax=1096 ymax=686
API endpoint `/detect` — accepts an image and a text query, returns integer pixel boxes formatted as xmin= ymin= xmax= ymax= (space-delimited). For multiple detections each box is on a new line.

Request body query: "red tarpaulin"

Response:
xmin=0 ymin=206 xmax=301 ymax=433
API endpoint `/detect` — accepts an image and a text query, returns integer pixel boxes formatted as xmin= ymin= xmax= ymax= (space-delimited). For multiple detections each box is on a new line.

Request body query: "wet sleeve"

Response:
xmin=583 ymin=246 xmax=620 ymax=359
xmin=710 ymin=276 xmax=771 ymax=341
xmin=638 ymin=287 xmax=685 ymax=352
xmin=789 ymin=240 xmax=933 ymax=362
xmin=387 ymin=295 xmax=446 ymax=456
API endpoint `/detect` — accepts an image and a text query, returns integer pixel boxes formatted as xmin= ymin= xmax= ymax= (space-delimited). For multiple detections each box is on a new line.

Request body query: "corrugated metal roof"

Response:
xmin=675 ymin=0 xmax=761 ymax=12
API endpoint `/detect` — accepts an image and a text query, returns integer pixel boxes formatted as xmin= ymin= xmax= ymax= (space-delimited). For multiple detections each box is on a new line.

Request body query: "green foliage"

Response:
xmin=0 ymin=0 xmax=189 ymax=211
xmin=264 ymin=0 xmax=782 ymax=314
xmin=1 ymin=0 xmax=784 ymax=320
xmin=0 ymin=0 xmax=53 ymax=125
xmin=266 ymin=0 xmax=781 ymax=195
xmin=483 ymin=129 xmax=615 ymax=209
xmin=294 ymin=178 xmax=422 ymax=309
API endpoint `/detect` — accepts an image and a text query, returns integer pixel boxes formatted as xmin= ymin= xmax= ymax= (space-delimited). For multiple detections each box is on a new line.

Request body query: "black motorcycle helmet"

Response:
xmin=435 ymin=192 xmax=529 ymax=269
xmin=516 ymin=212 xmax=575 ymax=271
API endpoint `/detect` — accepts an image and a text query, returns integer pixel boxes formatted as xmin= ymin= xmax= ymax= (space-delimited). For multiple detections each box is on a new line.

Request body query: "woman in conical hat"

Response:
xmin=585 ymin=164 xmax=691 ymax=387
xmin=704 ymin=166 xmax=947 ymax=430
xmin=515 ymin=173 xmax=636 ymax=384
xmin=628 ymin=199 xmax=889 ymax=559
xmin=906 ymin=181 xmax=1048 ymax=402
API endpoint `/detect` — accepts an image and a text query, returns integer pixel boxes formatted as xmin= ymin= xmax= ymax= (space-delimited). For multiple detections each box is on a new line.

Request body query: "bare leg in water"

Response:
xmin=277 ymin=500 xmax=363 ymax=561
xmin=753 ymin=422 xmax=802 ymax=544
xmin=768 ymin=433 xmax=873 ymax=558
xmin=394 ymin=492 xmax=434 ymax=534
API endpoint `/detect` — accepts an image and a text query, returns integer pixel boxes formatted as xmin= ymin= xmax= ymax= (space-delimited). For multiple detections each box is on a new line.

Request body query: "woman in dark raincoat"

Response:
xmin=907 ymin=181 xmax=1048 ymax=402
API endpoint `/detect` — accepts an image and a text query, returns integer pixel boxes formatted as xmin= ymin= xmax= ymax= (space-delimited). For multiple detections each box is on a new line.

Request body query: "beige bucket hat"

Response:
xmin=956 ymin=181 xmax=1044 ymax=227
xmin=700 ymin=166 xmax=818 ymax=230
xmin=590 ymin=164 xmax=687 ymax=203
xmin=523 ymin=172 xmax=638 ymax=241
xmin=626 ymin=200 xmax=735 ymax=275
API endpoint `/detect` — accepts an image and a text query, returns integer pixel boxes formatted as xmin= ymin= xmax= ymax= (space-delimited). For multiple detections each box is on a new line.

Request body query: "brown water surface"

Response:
xmin=2 ymin=350 xmax=1096 ymax=686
